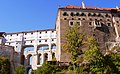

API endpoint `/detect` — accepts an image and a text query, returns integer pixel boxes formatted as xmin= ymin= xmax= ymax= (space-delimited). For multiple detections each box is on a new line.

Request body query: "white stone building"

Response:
xmin=5 ymin=29 xmax=56 ymax=70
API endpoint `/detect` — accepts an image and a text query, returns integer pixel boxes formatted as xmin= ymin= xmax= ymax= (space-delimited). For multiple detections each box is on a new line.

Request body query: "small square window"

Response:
xmin=39 ymin=40 xmax=41 ymax=43
xmin=45 ymin=40 xmax=47 ymax=42
xmin=52 ymin=31 xmax=54 ymax=33
xmin=90 ymin=18 xmax=92 ymax=21
xmin=72 ymin=18 xmax=74 ymax=20
xmin=45 ymin=31 xmax=47 ymax=33
xmin=76 ymin=22 xmax=80 ymax=25
xmin=70 ymin=22 xmax=73 ymax=26
xmin=52 ymin=39 xmax=54 ymax=41
xmin=64 ymin=18 xmax=67 ymax=20
xmin=31 ymin=33 xmax=33 ymax=34
xmin=39 ymin=36 xmax=41 ymax=38
xmin=100 ymin=19 xmax=102 ymax=21
xmin=78 ymin=18 xmax=81 ymax=20
xmin=89 ymin=22 xmax=92 ymax=25
xmin=82 ymin=18 xmax=85 ymax=20
xmin=107 ymin=23 xmax=111 ymax=27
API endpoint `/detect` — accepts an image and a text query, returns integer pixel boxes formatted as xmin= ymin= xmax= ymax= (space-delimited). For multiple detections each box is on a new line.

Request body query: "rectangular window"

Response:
xmin=70 ymin=22 xmax=73 ymax=26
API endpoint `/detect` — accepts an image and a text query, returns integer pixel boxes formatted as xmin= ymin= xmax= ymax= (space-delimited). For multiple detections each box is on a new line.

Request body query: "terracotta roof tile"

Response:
xmin=63 ymin=5 xmax=120 ymax=11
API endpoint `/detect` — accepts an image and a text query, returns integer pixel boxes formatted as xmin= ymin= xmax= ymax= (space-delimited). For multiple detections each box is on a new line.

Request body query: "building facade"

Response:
xmin=56 ymin=5 xmax=120 ymax=62
xmin=5 ymin=29 xmax=56 ymax=70
xmin=3 ymin=5 xmax=120 ymax=70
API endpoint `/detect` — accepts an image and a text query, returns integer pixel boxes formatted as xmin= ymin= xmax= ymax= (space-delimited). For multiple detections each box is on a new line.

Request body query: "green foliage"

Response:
xmin=64 ymin=24 xmax=84 ymax=63
xmin=84 ymin=36 xmax=120 ymax=74
xmin=35 ymin=63 xmax=60 ymax=74
xmin=15 ymin=65 xmax=25 ymax=74
xmin=0 ymin=57 xmax=10 ymax=74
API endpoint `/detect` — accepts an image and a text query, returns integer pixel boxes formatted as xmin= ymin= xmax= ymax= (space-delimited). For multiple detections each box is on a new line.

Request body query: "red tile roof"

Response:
xmin=63 ymin=5 xmax=120 ymax=11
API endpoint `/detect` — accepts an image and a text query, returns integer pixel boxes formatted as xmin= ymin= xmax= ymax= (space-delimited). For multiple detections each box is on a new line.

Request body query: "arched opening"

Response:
xmin=51 ymin=44 xmax=56 ymax=49
xmin=44 ymin=53 xmax=48 ymax=62
xmin=27 ymin=54 xmax=32 ymax=65
xmin=52 ymin=53 xmax=55 ymax=59
xmin=37 ymin=54 xmax=42 ymax=65
xmin=20 ymin=55 xmax=25 ymax=65
xmin=38 ymin=44 xmax=49 ymax=50
xmin=24 ymin=46 xmax=34 ymax=52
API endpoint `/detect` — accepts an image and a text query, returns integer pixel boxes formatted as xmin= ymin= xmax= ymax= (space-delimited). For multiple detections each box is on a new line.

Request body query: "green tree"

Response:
xmin=35 ymin=63 xmax=60 ymax=74
xmin=15 ymin=65 xmax=25 ymax=74
xmin=0 ymin=57 xmax=10 ymax=74
xmin=64 ymin=24 xmax=84 ymax=65
xmin=84 ymin=36 xmax=105 ymax=74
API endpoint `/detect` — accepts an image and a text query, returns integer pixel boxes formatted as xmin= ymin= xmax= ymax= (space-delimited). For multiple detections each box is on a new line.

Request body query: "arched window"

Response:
xmin=38 ymin=45 xmax=49 ymax=50
xmin=52 ymin=53 xmax=55 ymax=59
xmin=51 ymin=44 xmax=56 ymax=49
xmin=27 ymin=54 xmax=32 ymax=65
xmin=24 ymin=47 xmax=34 ymax=52
xmin=44 ymin=53 xmax=48 ymax=62
xmin=38 ymin=54 xmax=42 ymax=65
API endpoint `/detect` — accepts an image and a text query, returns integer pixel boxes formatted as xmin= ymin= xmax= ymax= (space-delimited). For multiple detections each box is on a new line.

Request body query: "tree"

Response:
xmin=35 ymin=63 xmax=60 ymax=74
xmin=0 ymin=57 xmax=10 ymax=74
xmin=15 ymin=65 xmax=25 ymax=74
xmin=84 ymin=36 xmax=120 ymax=74
xmin=64 ymin=24 xmax=84 ymax=64
xmin=83 ymin=36 xmax=105 ymax=74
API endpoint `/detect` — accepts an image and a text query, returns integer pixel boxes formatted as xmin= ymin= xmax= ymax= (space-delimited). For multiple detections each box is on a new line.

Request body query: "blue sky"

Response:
xmin=0 ymin=0 xmax=120 ymax=33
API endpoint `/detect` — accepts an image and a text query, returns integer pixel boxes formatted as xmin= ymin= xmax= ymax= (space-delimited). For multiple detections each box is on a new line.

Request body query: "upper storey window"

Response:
xmin=76 ymin=12 xmax=80 ymax=16
xmin=88 ymin=13 xmax=92 ymax=16
xmin=98 ymin=13 xmax=102 ymax=17
xmin=81 ymin=13 xmax=86 ymax=16
xmin=105 ymin=14 xmax=111 ymax=18
xmin=93 ymin=13 xmax=97 ymax=17
xmin=63 ymin=12 xmax=68 ymax=16
xmin=70 ymin=12 xmax=75 ymax=16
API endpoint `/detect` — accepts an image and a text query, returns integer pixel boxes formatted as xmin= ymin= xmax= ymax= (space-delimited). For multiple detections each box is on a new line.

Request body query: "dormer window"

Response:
xmin=98 ymin=13 xmax=102 ymax=17
xmin=88 ymin=13 xmax=92 ymax=16
xmin=81 ymin=13 xmax=86 ymax=16
xmin=63 ymin=12 xmax=68 ymax=16
xmin=71 ymin=12 xmax=74 ymax=16
xmin=105 ymin=14 xmax=110 ymax=18
xmin=93 ymin=13 xmax=96 ymax=17
xmin=76 ymin=12 xmax=80 ymax=16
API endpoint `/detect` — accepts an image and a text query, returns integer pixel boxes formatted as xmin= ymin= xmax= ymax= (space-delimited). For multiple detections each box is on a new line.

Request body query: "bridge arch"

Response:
xmin=26 ymin=54 xmax=32 ymax=65
xmin=37 ymin=44 xmax=49 ymax=50
xmin=37 ymin=53 xmax=42 ymax=65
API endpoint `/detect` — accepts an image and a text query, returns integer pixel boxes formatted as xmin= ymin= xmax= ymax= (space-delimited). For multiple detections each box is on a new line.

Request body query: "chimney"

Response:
xmin=82 ymin=1 xmax=85 ymax=9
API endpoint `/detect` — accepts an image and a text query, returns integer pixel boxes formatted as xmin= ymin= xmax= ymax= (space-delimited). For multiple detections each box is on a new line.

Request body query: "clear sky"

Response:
xmin=0 ymin=0 xmax=120 ymax=33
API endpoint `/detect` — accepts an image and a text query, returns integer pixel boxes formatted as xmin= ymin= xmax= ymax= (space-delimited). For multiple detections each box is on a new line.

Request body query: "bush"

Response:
xmin=35 ymin=63 xmax=60 ymax=74
xmin=15 ymin=65 xmax=25 ymax=74
xmin=0 ymin=57 xmax=10 ymax=74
